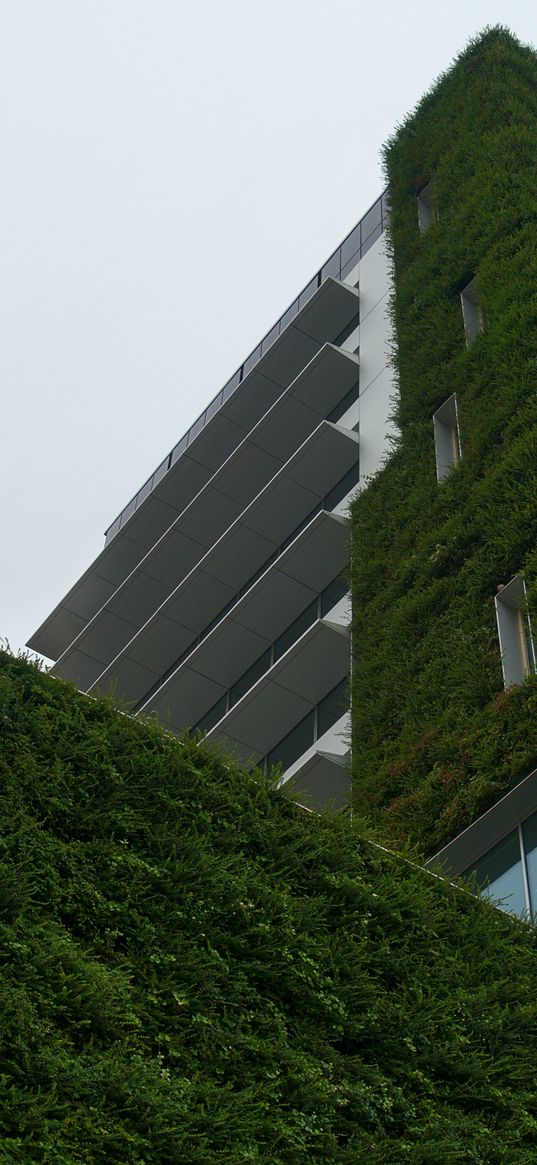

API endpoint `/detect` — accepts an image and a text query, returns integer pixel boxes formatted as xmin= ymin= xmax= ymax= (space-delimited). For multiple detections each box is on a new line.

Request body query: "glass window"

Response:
xmin=469 ymin=830 xmax=527 ymax=918
xmin=324 ymin=460 xmax=360 ymax=511
xmin=520 ymin=609 xmax=537 ymax=676
xmin=417 ymin=182 xmax=435 ymax=233
xmin=361 ymin=222 xmax=383 ymax=257
xmin=196 ymin=693 xmax=228 ymax=734
xmin=268 ymin=710 xmax=315 ymax=774
xmin=274 ymin=600 xmax=317 ymax=661
xmin=495 ymin=576 xmax=536 ymax=689
xmin=229 ymin=649 xmax=272 ymax=708
xmin=205 ymin=391 xmax=224 ymax=423
xmin=243 ymin=343 xmax=263 ymax=379
xmin=320 ymin=577 xmax=347 ymax=617
xmin=298 ymin=277 xmax=319 ymax=312
xmin=360 ymin=199 xmax=382 ymax=245
xmin=333 ymin=312 xmax=360 ymax=347
xmin=119 ymin=497 xmax=137 ymax=528
xmin=433 ymin=394 xmax=461 ymax=482
xmin=318 ymin=678 xmax=348 ymax=737
xmin=522 ymin=812 xmax=537 ymax=917
xmin=105 ymin=516 xmax=121 ymax=544
xmin=136 ymin=478 xmax=154 ymax=507
xmin=261 ymin=321 xmax=280 ymax=355
xmin=152 ymin=456 xmax=170 ymax=487
xmin=328 ymin=381 xmax=360 ymax=424
xmin=171 ymin=434 xmax=188 ymax=466
xmin=341 ymin=223 xmax=361 ymax=269
xmin=222 ymin=370 xmax=241 ymax=402
xmin=279 ymin=298 xmax=299 ymax=332
xmin=321 ymin=251 xmax=341 ymax=283
xmin=187 ymin=415 xmax=205 ymax=445
xmin=461 ymin=278 xmax=486 ymax=345
xmin=341 ymin=252 xmax=361 ymax=282
xmin=280 ymin=503 xmax=322 ymax=554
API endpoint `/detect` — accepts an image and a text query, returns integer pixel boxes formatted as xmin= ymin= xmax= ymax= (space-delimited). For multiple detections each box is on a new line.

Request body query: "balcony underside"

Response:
xmin=207 ymin=619 xmax=349 ymax=768
xmin=140 ymin=512 xmax=349 ymax=729
xmin=28 ymin=279 xmax=359 ymax=661
xmin=278 ymin=710 xmax=351 ymax=812
xmin=51 ymin=422 xmax=358 ymax=694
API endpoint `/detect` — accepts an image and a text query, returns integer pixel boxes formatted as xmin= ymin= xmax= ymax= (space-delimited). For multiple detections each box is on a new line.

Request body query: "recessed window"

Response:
xmin=495 ymin=575 xmax=537 ymax=689
xmin=461 ymin=277 xmax=485 ymax=345
xmin=468 ymin=828 xmax=527 ymax=918
xmin=463 ymin=808 xmax=537 ymax=921
xmin=432 ymin=393 xmax=461 ymax=481
xmin=417 ymin=181 xmax=435 ymax=232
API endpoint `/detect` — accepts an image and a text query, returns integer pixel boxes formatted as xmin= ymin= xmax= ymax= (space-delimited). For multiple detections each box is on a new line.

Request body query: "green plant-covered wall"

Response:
xmin=4 ymin=649 xmax=537 ymax=1161
xmin=351 ymin=27 xmax=537 ymax=856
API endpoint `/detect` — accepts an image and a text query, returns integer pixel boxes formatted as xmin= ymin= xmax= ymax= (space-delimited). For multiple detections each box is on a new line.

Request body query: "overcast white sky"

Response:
xmin=2 ymin=0 xmax=535 ymax=658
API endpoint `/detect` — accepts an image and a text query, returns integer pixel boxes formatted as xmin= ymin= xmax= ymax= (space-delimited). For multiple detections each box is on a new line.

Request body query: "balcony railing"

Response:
xmin=104 ymin=191 xmax=388 ymax=545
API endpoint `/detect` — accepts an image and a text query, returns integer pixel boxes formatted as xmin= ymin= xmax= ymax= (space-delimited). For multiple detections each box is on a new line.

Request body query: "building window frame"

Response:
xmin=417 ymin=181 xmax=435 ymax=233
xmin=495 ymin=574 xmax=537 ymax=689
xmin=427 ymin=767 xmax=537 ymax=922
xmin=461 ymin=276 xmax=485 ymax=345
xmin=432 ymin=393 xmax=461 ymax=481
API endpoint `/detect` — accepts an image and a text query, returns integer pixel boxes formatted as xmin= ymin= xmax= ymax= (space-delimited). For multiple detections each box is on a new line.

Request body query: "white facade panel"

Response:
xmin=359 ymin=366 xmax=396 ymax=483
xmin=357 ymin=235 xmax=391 ymax=324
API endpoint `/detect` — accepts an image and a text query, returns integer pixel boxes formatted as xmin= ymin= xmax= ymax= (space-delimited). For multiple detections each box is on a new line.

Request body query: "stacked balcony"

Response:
xmin=29 ymin=279 xmax=363 ymax=809
xmin=29 ymin=194 xmax=394 ymax=810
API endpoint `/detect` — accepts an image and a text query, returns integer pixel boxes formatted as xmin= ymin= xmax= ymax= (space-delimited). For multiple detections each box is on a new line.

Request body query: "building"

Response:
xmin=349 ymin=27 xmax=537 ymax=920
xmin=29 ymin=27 xmax=537 ymax=920
xmin=28 ymin=192 xmax=395 ymax=812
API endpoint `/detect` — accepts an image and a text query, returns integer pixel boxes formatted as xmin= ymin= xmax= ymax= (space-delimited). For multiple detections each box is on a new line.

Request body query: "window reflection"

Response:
xmin=468 ymin=830 xmax=526 ymax=918
xmin=522 ymin=812 xmax=537 ymax=917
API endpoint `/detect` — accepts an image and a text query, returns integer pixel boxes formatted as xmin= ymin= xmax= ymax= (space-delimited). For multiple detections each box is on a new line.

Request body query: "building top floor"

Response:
xmin=103 ymin=191 xmax=388 ymax=546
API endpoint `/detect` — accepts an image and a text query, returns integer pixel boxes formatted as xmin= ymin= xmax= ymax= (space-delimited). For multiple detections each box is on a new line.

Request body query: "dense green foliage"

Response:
xmin=3 ymin=651 xmax=537 ymax=1161
xmin=351 ymin=28 xmax=537 ymax=854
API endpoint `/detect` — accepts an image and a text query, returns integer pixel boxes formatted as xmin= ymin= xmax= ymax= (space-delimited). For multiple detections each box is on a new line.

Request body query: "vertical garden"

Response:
xmin=351 ymin=27 xmax=537 ymax=856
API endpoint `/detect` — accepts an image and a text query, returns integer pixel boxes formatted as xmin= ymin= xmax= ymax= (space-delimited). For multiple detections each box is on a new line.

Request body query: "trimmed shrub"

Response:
xmin=2 ymin=651 xmax=537 ymax=1160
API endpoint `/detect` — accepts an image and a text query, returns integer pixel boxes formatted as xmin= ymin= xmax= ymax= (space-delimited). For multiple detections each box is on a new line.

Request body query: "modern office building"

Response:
xmin=28 ymin=192 xmax=395 ymax=811
xmin=29 ymin=26 xmax=537 ymax=921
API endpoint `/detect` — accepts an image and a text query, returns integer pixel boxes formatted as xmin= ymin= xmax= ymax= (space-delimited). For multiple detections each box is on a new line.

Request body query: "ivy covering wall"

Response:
xmin=351 ymin=27 xmax=537 ymax=856
xmin=3 ymin=649 xmax=537 ymax=1161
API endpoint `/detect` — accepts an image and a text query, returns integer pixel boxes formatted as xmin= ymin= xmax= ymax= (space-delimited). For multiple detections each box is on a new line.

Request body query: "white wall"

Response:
xmin=343 ymin=234 xmax=397 ymax=487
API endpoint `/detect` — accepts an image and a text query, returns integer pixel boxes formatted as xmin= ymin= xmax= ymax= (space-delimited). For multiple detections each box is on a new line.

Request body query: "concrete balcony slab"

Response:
xmin=51 ymin=422 xmax=357 ymax=693
xmin=28 ymin=337 xmax=358 ymax=663
xmin=207 ymin=619 xmax=349 ymax=765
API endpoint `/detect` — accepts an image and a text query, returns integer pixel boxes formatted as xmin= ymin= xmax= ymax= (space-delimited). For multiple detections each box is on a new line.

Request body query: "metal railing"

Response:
xmin=104 ymin=191 xmax=388 ymax=545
